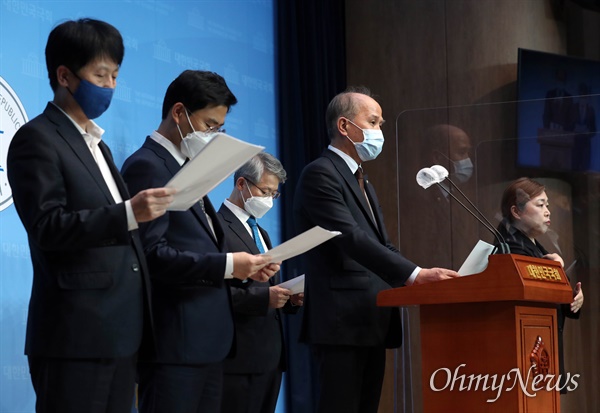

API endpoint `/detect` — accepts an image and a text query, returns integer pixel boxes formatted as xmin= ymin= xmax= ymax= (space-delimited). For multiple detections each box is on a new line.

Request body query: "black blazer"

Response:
xmin=121 ymin=137 xmax=234 ymax=365
xmin=293 ymin=149 xmax=417 ymax=348
xmin=7 ymin=103 xmax=151 ymax=358
xmin=218 ymin=204 xmax=295 ymax=373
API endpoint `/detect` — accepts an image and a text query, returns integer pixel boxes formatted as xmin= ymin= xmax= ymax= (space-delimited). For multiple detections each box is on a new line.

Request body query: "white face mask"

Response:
xmin=452 ymin=157 xmax=473 ymax=183
xmin=177 ymin=110 xmax=217 ymax=159
xmin=241 ymin=181 xmax=273 ymax=218
xmin=346 ymin=119 xmax=384 ymax=162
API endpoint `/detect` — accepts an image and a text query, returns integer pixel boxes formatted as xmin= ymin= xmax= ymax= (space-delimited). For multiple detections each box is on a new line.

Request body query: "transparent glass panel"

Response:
xmin=389 ymin=93 xmax=600 ymax=412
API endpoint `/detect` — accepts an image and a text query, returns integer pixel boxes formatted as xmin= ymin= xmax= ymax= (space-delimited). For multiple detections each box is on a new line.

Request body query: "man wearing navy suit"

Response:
xmin=293 ymin=87 xmax=459 ymax=413
xmin=7 ymin=19 xmax=174 ymax=413
xmin=217 ymin=153 xmax=303 ymax=413
xmin=121 ymin=70 xmax=279 ymax=413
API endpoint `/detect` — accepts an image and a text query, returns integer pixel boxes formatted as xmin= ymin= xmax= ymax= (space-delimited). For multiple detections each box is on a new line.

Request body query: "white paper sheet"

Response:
xmin=458 ymin=239 xmax=496 ymax=276
xmin=262 ymin=226 xmax=340 ymax=264
xmin=166 ymin=133 xmax=264 ymax=211
xmin=277 ymin=274 xmax=305 ymax=294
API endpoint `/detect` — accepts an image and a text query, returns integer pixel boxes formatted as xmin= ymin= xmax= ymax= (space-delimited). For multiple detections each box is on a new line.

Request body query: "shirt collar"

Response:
xmin=328 ymin=144 xmax=360 ymax=174
xmin=223 ymin=198 xmax=251 ymax=224
xmin=50 ymin=101 xmax=104 ymax=143
xmin=149 ymin=130 xmax=187 ymax=166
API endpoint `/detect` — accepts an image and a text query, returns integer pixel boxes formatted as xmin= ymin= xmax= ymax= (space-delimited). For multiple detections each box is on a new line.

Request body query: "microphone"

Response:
xmin=415 ymin=167 xmax=439 ymax=189
xmin=416 ymin=165 xmax=510 ymax=254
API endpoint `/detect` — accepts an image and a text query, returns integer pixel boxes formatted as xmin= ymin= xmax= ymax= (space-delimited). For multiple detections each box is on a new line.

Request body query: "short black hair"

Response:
xmin=45 ymin=18 xmax=124 ymax=91
xmin=161 ymin=70 xmax=238 ymax=119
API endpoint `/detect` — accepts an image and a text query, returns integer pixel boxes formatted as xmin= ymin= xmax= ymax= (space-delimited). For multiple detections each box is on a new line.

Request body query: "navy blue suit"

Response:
xmin=7 ymin=103 xmax=151 ymax=412
xmin=121 ymin=136 xmax=233 ymax=412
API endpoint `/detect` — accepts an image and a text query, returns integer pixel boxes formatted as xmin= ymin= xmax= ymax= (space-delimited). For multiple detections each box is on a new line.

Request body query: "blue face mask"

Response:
xmin=345 ymin=119 xmax=385 ymax=162
xmin=71 ymin=77 xmax=115 ymax=120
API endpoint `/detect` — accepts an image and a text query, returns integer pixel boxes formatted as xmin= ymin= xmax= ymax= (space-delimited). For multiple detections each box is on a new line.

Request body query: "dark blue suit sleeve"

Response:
xmin=122 ymin=151 xmax=225 ymax=287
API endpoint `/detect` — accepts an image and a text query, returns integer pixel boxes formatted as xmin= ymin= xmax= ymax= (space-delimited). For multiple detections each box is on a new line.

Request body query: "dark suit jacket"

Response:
xmin=293 ymin=149 xmax=417 ymax=348
xmin=7 ymin=103 xmax=151 ymax=359
xmin=543 ymin=88 xmax=574 ymax=130
xmin=121 ymin=137 xmax=233 ymax=365
xmin=217 ymin=204 xmax=294 ymax=374
xmin=497 ymin=222 xmax=580 ymax=386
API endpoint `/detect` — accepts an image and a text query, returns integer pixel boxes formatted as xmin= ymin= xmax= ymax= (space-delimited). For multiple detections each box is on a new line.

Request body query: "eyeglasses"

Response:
xmin=201 ymin=122 xmax=226 ymax=134
xmin=186 ymin=109 xmax=226 ymax=134
xmin=245 ymin=178 xmax=281 ymax=199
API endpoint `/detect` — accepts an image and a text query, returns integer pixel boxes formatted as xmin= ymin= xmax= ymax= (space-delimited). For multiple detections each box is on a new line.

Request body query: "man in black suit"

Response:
xmin=7 ymin=19 xmax=175 ymax=413
xmin=121 ymin=70 xmax=279 ymax=413
xmin=293 ymin=87 xmax=459 ymax=413
xmin=217 ymin=152 xmax=303 ymax=413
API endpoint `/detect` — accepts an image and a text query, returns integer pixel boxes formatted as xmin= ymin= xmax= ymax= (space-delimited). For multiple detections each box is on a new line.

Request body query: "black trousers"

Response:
xmin=28 ymin=355 xmax=137 ymax=413
xmin=137 ymin=362 xmax=223 ymax=413
xmin=312 ymin=344 xmax=386 ymax=413
xmin=221 ymin=368 xmax=283 ymax=413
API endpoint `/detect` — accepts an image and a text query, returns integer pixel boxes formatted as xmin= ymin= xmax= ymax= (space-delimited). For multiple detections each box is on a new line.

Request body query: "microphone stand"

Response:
xmin=435 ymin=180 xmax=511 ymax=254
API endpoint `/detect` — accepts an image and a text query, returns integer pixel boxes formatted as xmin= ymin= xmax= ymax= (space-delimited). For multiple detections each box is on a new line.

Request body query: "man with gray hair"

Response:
xmin=294 ymin=87 xmax=458 ymax=413
xmin=217 ymin=152 xmax=303 ymax=413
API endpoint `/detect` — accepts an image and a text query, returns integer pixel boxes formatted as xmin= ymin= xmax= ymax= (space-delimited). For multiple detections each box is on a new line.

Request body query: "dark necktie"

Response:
xmin=355 ymin=166 xmax=365 ymax=193
xmin=183 ymin=158 xmax=205 ymax=212
xmin=247 ymin=216 xmax=265 ymax=253
xmin=355 ymin=166 xmax=377 ymax=225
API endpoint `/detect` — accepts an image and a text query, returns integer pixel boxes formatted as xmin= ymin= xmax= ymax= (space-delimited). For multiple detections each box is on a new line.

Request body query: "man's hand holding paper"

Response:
xmin=231 ymin=252 xmax=280 ymax=282
xmin=261 ymin=226 xmax=341 ymax=264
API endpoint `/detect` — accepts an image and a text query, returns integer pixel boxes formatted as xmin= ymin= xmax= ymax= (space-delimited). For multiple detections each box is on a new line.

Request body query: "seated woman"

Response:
xmin=497 ymin=177 xmax=583 ymax=392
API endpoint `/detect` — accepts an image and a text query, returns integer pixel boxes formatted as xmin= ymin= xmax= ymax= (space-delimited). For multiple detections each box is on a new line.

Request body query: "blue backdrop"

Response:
xmin=0 ymin=1 xmax=279 ymax=411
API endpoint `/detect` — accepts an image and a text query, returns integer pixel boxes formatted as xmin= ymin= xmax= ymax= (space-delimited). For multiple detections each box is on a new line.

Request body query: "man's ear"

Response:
xmin=56 ymin=65 xmax=72 ymax=88
xmin=338 ymin=117 xmax=350 ymax=137
xmin=235 ymin=176 xmax=246 ymax=191
xmin=171 ymin=102 xmax=186 ymax=125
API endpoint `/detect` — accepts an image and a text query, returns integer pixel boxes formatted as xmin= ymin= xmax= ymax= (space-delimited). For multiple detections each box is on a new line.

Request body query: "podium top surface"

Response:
xmin=377 ymin=254 xmax=573 ymax=307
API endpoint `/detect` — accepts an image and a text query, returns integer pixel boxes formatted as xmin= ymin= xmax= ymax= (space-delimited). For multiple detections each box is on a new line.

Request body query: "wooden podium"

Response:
xmin=377 ymin=254 xmax=573 ymax=413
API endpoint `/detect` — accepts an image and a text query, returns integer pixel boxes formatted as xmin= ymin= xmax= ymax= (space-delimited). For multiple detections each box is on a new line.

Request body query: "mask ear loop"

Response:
xmin=239 ymin=179 xmax=252 ymax=204
xmin=183 ymin=107 xmax=198 ymax=133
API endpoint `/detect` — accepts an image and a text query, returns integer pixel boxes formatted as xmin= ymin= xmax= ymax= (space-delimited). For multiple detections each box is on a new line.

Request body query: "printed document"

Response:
xmin=166 ymin=133 xmax=264 ymax=211
xmin=458 ymin=240 xmax=495 ymax=276
xmin=263 ymin=226 xmax=340 ymax=264
xmin=278 ymin=274 xmax=305 ymax=294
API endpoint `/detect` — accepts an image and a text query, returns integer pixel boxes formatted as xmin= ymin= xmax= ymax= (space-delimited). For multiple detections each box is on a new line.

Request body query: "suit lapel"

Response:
xmin=218 ymin=205 xmax=278 ymax=285
xmin=258 ymin=225 xmax=272 ymax=250
xmin=98 ymin=141 xmax=131 ymax=200
xmin=218 ymin=205 xmax=260 ymax=254
xmin=202 ymin=196 xmax=225 ymax=249
xmin=143 ymin=137 xmax=222 ymax=249
xmin=324 ymin=150 xmax=383 ymax=239
xmin=45 ymin=104 xmax=115 ymax=204
xmin=363 ymin=174 xmax=386 ymax=238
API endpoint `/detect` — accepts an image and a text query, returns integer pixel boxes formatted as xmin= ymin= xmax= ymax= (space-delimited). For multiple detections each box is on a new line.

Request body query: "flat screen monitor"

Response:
xmin=517 ymin=48 xmax=600 ymax=172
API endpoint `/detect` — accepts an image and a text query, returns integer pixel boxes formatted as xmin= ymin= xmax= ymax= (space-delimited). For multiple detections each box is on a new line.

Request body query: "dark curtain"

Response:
xmin=275 ymin=1 xmax=347 ymax=412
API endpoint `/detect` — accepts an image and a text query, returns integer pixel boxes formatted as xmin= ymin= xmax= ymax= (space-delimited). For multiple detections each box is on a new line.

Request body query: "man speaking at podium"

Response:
xmin=294 ymin=87 xmax=459 ymax=413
